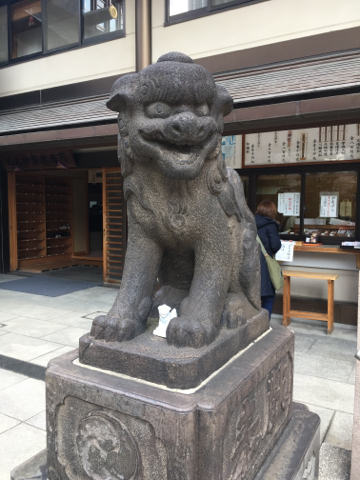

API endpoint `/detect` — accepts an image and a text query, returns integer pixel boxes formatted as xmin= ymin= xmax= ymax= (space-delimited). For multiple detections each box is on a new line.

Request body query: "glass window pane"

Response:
xmin=256 ymin=174 xmax=302 ymax=236
xmin=11 ymin=0 xmax=42 ymax=59
xmin=45 ymin=0 xmax=80 ymax=51
xmin=169 ymin=0 xmax=207 ymax=16
xmin=305 ymin=171 xmax=356 ymax=239
xmin=211 ymin=0 xmax=235 ymax=5
xmin=0 ymin=6 xmax=8 ymax=64
xmin=83 ymin=0 xmax=123 ymax=40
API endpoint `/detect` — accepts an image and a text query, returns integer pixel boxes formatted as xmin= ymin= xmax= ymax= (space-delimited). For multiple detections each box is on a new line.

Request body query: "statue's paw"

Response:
xmin=221 ymin=309 xmax=246 ymax=330
xmin=90 ymin=315 xmax=145 ymax=342
xmin=221 ymin=293 xmax=249 ymax=329
xmin=166 ymin=317 xmax=219 ymax=348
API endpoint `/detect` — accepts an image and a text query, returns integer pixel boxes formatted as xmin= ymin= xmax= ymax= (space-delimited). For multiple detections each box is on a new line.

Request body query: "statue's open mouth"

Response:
xmin=140 ymin=130 xmax=213 ymax=166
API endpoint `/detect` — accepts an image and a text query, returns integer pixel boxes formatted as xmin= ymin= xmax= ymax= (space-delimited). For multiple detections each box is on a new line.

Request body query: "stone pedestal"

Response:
xmin=79 ymin=310 xmax=269 ymax=389
xmin=43 ymin=325 xmax=299 ymax=480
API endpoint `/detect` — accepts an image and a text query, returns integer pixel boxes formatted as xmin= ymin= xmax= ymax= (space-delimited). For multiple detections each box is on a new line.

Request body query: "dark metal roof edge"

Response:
xmin=213 ymin=48 xmax=360 ymax=80
xmin=232 ymin=83 xmax=360 ymax=104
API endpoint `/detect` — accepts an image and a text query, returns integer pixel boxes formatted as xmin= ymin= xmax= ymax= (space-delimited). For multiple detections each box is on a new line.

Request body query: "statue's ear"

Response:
xmin=216 ymin=85 xmax=233 ymax=117
xmin=106 ymin=73 xmax=138 ymax=112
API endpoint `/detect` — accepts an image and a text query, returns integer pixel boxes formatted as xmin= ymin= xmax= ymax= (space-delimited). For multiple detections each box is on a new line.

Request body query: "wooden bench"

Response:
xmin=282 ymin=270 xmax=339 ymax=334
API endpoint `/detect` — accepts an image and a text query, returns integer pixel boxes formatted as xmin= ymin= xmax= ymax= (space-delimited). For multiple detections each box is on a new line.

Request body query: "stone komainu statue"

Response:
xmin=91 ymin=52 xmax=261 ymax=348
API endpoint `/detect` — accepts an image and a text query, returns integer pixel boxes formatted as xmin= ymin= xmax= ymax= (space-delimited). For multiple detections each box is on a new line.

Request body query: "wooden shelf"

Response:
xmin=18 ymin=238 xmax=45 ymax=243
xmin=10 ymin=174 xmax=74 ymax=270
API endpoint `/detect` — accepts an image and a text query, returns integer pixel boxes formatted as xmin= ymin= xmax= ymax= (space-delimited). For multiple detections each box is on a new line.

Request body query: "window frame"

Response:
xmin=0 ymin=0 xmax=125 ymax=67
xmin=236 ymin=162 xmax=360 ymax=245
xmin=165 ymin=0 xmax=268 ymax=26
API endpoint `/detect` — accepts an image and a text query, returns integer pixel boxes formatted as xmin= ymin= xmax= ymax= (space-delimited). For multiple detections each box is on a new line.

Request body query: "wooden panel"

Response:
xmin=288 ymin=310 xmax=329 ymax=322
xmin=15 ymin=173 xmax=46 ymax=268
xmin=8 ymin=172 xmax=18 ymax=271
xmin=9 ymin=172 xmax=75 ymax=271
xmin=45 ymin=176 xmax=73 ymax=260
xmin=103 ymin=168 xmax=126 ymax=285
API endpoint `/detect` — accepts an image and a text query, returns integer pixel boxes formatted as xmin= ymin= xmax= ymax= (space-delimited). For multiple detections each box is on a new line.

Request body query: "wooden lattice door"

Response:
xmin=102 ymin=168 xmax=126 ymax=284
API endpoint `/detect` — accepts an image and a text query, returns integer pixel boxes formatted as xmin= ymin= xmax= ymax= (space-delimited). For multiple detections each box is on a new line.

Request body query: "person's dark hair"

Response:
xmin=256 ymin=200 xmax=277 ymax=219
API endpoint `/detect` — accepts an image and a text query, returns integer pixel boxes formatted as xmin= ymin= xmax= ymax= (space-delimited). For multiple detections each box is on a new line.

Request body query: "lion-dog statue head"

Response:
xmin=90 ymin=52 xmax=262 ymax=348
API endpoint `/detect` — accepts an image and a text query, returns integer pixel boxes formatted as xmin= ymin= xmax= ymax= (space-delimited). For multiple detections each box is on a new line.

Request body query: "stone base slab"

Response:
xmin=79 ymin=308 xmax=269 ymax=389
xmin=42 ymin=324 xmax=296 ymax=480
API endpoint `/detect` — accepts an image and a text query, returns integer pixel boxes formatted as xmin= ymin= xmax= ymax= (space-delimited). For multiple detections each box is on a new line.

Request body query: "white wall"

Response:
xmin=0 ymin=2 xmax=135 ymax=97
xmin=281 ymin=252 xmax=358 ymax=303
xmin=152 ymin=0 xmax=360 ymax=62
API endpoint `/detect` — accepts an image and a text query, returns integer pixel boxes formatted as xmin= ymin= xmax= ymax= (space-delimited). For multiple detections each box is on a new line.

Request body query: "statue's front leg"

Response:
xmin=166 ymin=237 xmax=233 ymax=348
xmin=91 ymin=233 xmax=163 ymax=342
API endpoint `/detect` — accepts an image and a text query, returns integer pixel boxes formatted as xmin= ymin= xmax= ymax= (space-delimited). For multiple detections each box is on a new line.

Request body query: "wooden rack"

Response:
xmin=8 ymin=173 xmax=74 ymax=270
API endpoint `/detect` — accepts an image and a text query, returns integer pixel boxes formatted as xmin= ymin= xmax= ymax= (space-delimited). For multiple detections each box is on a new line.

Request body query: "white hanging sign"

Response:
xmin=320 ymin=193 xmax=338 ymax=218
xmin=221 ymin=135 xmax=242 ymax=169
xmin=278 ymin=193 xmax=300 ymax=216
xmin=275 ymin=241 xmax=295 ymax=262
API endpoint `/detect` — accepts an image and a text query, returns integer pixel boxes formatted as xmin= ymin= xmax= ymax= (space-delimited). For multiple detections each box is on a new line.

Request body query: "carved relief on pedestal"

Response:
xmin=223 ymin=351 xmax=293 ymax=480
xmin=53 ymin=396 xmax=167 ymax=480
xmin=76 ymin=411 xmax=139 ymax=480
xmin=266 ymin=351 xmax=293 ymax=434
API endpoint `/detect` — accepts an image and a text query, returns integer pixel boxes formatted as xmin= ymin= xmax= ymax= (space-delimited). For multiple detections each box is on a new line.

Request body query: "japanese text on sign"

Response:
xmin=278 ymin=193 xmax=300 ymax=216
xmin=275 ymin=241 xmax=295 ymax=262
xmin=320 ymin=194 xmax=338 ymax=218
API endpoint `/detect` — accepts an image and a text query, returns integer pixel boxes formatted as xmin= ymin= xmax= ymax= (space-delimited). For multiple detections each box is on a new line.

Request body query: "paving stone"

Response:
xmin=292 ymin=332 xmax=317 ymax=353
xmin=0 ymin=378 xmax=45 ymax=421
xmin=302 ymin=403 xmax=334 ymax=443
xmin=294 ymin=351 xmax=354 ymax=382
xmin=347 ymin=364 xmax=356 ymax=385
xmin=324 ymin=411 xmax=353 ymax=451
xmin=0 ymin=413 xmax=21 ymax=434
xmin=0 ymin=423 xmax=46 ymax=480
xmin=0 ymin=368 xmax=29 ymax=390
xmin=0 ymin=333 xmax=62 ymax=361
xmin=293 ymin=374 xmax=354 ymax=413
xmin=41 ymin=326 xmax=90 ymax=347
xmin=308 ymin=336 xmax=357 ymax=362
xmin=25 ymin=410 xmax=46 ymax=431
xmin=30 ymin=346 xmax=76 ymax=367
xmin=45 ymin=311 xmax=94 ymax=329
xmin=1 ymin=316 xmax=68 ymax=338
xmin=0 ymin=312 xmax=18 ymax=322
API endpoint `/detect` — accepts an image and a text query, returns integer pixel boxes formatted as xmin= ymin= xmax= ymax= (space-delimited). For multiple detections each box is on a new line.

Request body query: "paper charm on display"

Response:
xmin=153 ymin=304 xmax=177 ymax=338
xmin=275 ymin=241 xmax=295 ymax=262
xmin=278 ymin=193 xmax=300 ymax=216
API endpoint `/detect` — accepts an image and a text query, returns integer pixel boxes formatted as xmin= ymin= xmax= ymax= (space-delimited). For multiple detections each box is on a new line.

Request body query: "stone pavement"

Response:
xmin=0 ymin=269 xmax=356 ymax=479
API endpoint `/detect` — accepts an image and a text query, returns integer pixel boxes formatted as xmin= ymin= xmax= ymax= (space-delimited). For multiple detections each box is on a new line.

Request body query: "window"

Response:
xmin=0 ymin=0 xmax=124 ymax=65
xmin=11 ymin=0 xmax=42 ymax=59
xmin=45 ymin=0 xmax=80 ymax=51
xmin=0 ymin=5 xmax=8 ymax=63
xmin=256 ymin=174 xmax=301 ymax=236
xmin=167 ymin=0 xmax=262 ymax=23
xmin=239 ymin=164 xmax=359 ymax=245
xmin=303 ymin=170 xmax=357 ymax=240
xmin=83 ymin=0 xmax=123 ymax=40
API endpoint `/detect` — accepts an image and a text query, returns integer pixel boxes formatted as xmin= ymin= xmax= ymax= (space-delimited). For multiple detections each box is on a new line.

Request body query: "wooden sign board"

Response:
xmin=1 ymin=150 xmax=76 ymax=172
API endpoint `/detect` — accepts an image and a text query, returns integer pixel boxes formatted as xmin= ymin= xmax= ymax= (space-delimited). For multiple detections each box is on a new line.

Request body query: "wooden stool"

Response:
xmin=282 ymin=270 xmax=339 ymax=334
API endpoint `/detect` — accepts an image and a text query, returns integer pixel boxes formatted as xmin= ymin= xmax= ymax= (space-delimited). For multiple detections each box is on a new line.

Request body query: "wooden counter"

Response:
xmin=292 ymin=243 xmax=360 ymax=268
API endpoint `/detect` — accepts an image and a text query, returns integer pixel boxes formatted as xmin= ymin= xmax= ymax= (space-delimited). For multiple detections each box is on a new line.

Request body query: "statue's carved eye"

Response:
xmin=145 ymin=102 xmax=172 ymax=119
xmin=195 ymin=104 xmax=209 ymax=116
